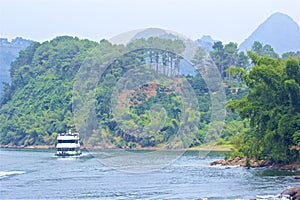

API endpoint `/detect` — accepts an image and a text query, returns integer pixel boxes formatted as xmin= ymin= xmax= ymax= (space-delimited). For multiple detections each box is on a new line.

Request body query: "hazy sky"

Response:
xmin=1 ymin=0 xmax=299 ymax=44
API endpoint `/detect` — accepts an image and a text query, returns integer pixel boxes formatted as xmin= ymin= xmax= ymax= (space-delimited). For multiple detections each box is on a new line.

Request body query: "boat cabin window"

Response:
xmin=57 ymin=148 xmax=76 ymax=151
xmin=58 ymin=140 xmax=78 ymax=143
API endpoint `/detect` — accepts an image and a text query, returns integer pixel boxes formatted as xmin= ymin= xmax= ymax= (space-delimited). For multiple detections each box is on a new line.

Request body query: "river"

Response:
xmin=0 ymin=148 xmax=299 ymax=200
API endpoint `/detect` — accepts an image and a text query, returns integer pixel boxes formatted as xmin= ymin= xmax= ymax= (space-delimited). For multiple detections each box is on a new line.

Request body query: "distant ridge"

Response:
xmin=131 ymin=28 xmax=180 ymax=41
xmin=0 ymin=37 xmax=33 ymax=97
xmin=195 ymin=35 xmax=218 ymax=52
xmin=239 ymin=12 xmax=300 ymax=54
xmin=109 ymin=28 xmax=189 ymax=44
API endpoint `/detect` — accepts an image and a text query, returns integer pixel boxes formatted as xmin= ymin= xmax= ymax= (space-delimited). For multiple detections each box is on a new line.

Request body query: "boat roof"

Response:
xmin=58 ymin=130 xmax=79 ymax=136
xmin=58 ymin=132 xmax=79 ymax=136
xmin=57 ymin=135 xmax=79 ymax=140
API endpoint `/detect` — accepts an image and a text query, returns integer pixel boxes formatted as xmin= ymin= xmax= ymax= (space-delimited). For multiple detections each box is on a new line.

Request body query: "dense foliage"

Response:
xmin=209 ymin=41 xmax=250 ymax=79
xmin=0 ymin=36 xmax=98 ymax=145
xmin=228 ymin=52 xmax=300 ymax=163
xmin=0 ymin=36 xmax=214 ymax=148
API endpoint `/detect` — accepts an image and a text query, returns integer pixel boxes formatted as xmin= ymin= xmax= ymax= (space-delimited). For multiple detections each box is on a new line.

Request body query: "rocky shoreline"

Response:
xmin=211 ymin=156 xmax=268 ymax=167
xmin=280 ymin=186 xmax=300 ymax=200
xmin=211 ymin=157 xmax=300 ymax=200
xmin=210 ymin=156 xmax=300 ymax=171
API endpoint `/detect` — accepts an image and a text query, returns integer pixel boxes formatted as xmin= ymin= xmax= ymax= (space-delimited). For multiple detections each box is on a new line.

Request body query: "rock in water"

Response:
xmin=210 ymin=157 xmax=267 ymax=167
xmin=281 ymin=186 xmax=300 ymax=200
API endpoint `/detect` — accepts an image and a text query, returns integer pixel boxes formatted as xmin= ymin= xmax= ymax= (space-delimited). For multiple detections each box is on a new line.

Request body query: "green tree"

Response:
xmin=236 ymin=51 xmax=249 ymax=69
xmin=228 ymin=53 xmax=300 ymax=163
xmin=282 ymin=51 xmax=300 ymax=60
xmin=251 ymin=41 xmax=278 ymax=58
xmin=224 ymin=42 xmax=238 ymax=67
xmin=262 ymin=44 xmax=278 ymax=58
xmin=210 ymin=41 xmax=225 ymax=79
xmin=251 ymin=41 xmax=263 ymax=56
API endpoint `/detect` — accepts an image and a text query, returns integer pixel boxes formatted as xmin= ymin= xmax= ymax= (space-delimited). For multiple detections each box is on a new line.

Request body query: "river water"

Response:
xmin=0 ymin=148 xmax=299 ymax=200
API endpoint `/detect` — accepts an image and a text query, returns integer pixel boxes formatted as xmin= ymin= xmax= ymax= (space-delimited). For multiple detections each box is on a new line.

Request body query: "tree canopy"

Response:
xmin=228 ymin=52 xmax=300 ymax=163
xmin=0 ymin=36 xmax=212 ymax=148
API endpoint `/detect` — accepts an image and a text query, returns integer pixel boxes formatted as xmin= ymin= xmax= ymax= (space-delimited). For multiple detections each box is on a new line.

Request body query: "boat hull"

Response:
xmin=55 ymin=151 xmax=82 ymax=157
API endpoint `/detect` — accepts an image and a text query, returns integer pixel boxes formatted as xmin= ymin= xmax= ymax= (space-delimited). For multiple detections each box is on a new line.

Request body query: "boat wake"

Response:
xmin=0 ymin=171 xmax=25 ymax=179
xmin=52 ymin=152 xmax=92 ymax=159
xmin=256 ymin=194 xmax=290 ymax=200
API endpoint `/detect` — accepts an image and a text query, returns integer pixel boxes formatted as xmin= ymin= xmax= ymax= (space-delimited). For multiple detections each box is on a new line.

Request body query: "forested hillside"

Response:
xmin=0 ymin=36 xmax=216 ymax=147
xmin=0 ymin=36 xmax=299 ymax=164
xmin=0 ymin=36 xmax=98 ymax=145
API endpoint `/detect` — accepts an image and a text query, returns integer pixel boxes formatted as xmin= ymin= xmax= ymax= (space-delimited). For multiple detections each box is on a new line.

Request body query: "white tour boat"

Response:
xmin=55 ymin=130 xmax=82 ymax=156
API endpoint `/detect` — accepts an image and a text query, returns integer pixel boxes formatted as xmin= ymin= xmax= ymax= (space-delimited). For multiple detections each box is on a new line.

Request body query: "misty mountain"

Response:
xmin=0 ymin=37 xmax=33 ymax=97
xmin=109 ymin=27 xmax=190 ymax=44
xmin=239 ymin=12 xmax=300 ymax=55
xmin=131 ymin=28 xmax=180 ymax=41
xmin=195 ymin=35 xmax=218 ymax=52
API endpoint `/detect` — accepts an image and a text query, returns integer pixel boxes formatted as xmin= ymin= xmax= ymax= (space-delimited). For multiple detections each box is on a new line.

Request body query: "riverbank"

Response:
xmin=0 ymin=144 xmax=233 ymax=151
xmin=211 ymin=156 xmax=300 ymax=172
xmin=0 ymin=144 xmax=55 ymax=149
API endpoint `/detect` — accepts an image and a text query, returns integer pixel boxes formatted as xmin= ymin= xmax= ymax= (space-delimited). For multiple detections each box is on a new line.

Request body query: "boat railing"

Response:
xmin=58 ymin=132 xmax=79 ymax=137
